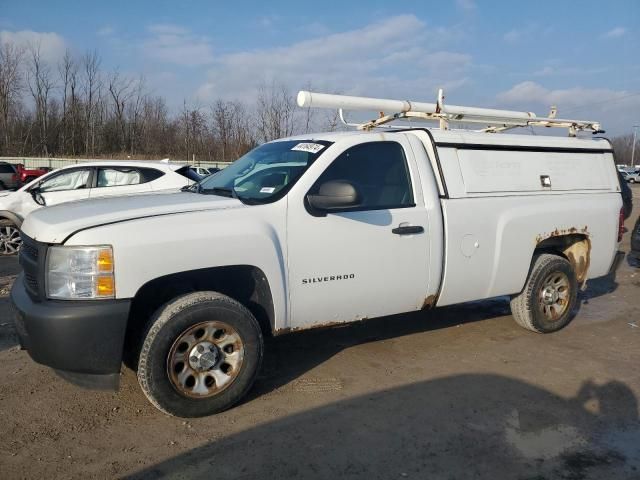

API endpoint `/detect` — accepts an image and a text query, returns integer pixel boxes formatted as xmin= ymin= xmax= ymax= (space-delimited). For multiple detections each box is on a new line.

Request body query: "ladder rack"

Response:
xmin=297 ymin=90 xmax=603 ymax=137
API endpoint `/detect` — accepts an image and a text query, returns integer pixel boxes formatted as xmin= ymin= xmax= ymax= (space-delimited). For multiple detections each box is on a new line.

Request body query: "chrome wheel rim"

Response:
xmin=167 ymin=321 xmax=244 ymax=398
xmin=539 ymin=272 xmax=570 ymax=321
xmin=0 ymin=225 xmax=21 ymax=255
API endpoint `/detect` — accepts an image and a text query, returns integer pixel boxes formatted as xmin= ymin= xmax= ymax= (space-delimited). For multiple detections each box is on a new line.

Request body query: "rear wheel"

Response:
xmin=0 ymin=219 xmax=22 ymax=255
xmin=137 ymin=291 xmax=263 ymax=417
xmin=510 ymin=254 xmax=578 ymax=333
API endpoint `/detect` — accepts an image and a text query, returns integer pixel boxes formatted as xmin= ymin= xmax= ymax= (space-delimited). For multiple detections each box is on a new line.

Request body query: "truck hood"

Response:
xmin=21 ymin=192 xmax=244 ymax=243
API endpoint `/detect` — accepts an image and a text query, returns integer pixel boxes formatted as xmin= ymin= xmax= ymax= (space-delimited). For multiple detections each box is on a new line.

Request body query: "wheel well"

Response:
xmin=124 ymin=265 xmax=275 ymax=369
xmin=534 ymin=233 xmax=591 ymax=284
xmin=0 ymin=211 xmax=23 ymax=227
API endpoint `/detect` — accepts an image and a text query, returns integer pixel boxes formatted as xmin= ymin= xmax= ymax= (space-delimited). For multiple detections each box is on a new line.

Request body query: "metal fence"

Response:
xmin=0 ymin=157 xmax=231 ymax=170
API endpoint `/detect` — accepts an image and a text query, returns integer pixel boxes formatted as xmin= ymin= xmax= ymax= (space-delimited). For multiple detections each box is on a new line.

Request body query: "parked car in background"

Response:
xmin=629 ymin=215 xmax=640 ymax=266
xmin=0 ymin=160 xmax=196 ymax=255
xmin=0 ymin=162 xmax=49 ymax=190
xmin=189 ymin=165 xmax=211 ymax=178
xmin=622 ymin=170 xmax=640 ymax=183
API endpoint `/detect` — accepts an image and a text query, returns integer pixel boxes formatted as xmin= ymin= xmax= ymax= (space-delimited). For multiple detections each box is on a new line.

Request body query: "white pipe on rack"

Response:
xmin=297 ymin=91 xmax=536 ymax=120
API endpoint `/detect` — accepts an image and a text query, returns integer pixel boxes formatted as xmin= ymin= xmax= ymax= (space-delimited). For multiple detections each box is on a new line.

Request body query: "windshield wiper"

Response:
xmin=181 ymin=183 xmax=199 ymax=192
xmin=202 ymin=187 xmax=236 ymax=198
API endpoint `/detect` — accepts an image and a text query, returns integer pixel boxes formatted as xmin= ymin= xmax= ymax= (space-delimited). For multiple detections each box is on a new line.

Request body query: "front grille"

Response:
xmin=21 ymin=241 xmax=38 ymax=260
xmin=24 ymin=272 xmax=39 ymax=291
xmin=19 ymin=234 xmax=47 ymax=300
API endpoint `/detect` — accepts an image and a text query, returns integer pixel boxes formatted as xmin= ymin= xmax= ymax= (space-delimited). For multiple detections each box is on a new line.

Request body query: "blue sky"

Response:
xmin=1 ymin=0 xmax=639 ymax=134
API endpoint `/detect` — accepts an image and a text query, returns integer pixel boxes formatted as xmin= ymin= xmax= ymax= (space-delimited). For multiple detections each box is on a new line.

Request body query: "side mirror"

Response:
xmin=307 ymin=180 xmax=360 ymax=213
xmin=30 ymin=186 xmax=46 ymax=206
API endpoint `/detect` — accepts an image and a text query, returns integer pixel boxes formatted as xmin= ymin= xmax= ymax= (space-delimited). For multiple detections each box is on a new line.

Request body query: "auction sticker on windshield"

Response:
xmin=291 ymin=143 xmax=325 ymax=154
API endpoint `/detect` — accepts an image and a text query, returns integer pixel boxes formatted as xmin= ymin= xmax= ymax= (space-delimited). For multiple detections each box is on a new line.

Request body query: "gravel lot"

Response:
xmin=0 ymin=187 xmax=639 ymax=479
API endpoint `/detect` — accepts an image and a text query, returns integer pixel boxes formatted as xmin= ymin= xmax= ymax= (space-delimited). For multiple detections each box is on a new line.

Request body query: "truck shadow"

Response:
xmin=579 ymin=271 xmax=620 ymax=303
xmin=127 ymin=374 xmax=640 ymax=479
xmin=250 ymin=298 xmax=515 ymax=399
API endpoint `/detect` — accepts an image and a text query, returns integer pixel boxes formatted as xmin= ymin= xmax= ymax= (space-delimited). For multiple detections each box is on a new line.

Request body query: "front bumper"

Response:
xmin=11 ymin=274 xmax=131 ymax=390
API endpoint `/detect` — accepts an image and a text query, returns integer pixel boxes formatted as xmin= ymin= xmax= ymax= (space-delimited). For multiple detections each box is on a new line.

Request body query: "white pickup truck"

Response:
xmin=12 ymin=92 xmax=624 ymax=417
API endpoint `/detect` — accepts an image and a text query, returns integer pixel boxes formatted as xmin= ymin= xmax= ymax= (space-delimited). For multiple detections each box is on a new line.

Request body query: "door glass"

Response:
xmin=311 ymin=142 xmax=414 ymax=210
xmin=97 ymin=168 xmax=142 ymax=187
xmin=40 ymin=169 xmax=90 ymax=192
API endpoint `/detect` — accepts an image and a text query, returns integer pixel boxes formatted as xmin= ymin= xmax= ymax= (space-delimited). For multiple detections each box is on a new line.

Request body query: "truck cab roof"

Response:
xmin=278 ymin=128 xmax=612 ymax=152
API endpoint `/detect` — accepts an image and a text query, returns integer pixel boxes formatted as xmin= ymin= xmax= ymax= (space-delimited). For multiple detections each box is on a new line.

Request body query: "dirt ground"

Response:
xmin=0 ymin=188 xmax=639 ymax=480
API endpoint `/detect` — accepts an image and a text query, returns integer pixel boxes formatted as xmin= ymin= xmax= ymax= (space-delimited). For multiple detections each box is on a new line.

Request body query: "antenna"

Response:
xmin=297 ymin=90 xmax=603 ymax=137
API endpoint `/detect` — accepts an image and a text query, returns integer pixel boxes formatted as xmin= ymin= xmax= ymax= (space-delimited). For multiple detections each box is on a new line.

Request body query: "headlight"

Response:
xmin=47 ymin=246 xmax=115 ymax=299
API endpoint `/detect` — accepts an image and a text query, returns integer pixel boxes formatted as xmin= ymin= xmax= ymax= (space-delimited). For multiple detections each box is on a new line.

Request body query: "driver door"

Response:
xmin=36 ymin=167 xmax=92 ymax=207
xmin=286 ymin=138 xmax=433 ymax=329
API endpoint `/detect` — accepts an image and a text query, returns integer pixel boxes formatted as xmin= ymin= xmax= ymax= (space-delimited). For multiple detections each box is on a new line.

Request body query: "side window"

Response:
xmin=139 ymin=168 xmax=165 ymax=182
xmin=312 ymin=141 xmax=414 ymax=210
xmin=40 ymin=169 xmax=90 ymax=192
xmin=0 ymin=163 xmax=15 ymax=173
xmin=96 ymin=168 xmax=143 ymax=187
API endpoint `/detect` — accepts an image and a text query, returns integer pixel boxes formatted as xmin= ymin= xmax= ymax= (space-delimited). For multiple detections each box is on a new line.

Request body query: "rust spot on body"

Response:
xmin=274 ymin=317 xmax=368 ymax=336
xmin=422 ymin=294 xmax=437 ymax=309
xmin=534 ymin=228 xmax=591 ymax=285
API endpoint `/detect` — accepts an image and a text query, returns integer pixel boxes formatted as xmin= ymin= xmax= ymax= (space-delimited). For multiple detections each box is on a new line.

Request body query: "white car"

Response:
xmin=0 ymin=161 xmax=195 ymax=254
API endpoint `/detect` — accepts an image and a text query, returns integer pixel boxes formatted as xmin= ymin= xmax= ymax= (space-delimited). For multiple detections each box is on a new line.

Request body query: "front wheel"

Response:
xmin=137 ymin=291 xmax=263 ymax=417
xmin=510 ymin=254 xmax=578 ymax=333
xmin=630 ymin=178 xmax=636 ymax=184
xmin=0 ymin=219 xmax=22 ymax=255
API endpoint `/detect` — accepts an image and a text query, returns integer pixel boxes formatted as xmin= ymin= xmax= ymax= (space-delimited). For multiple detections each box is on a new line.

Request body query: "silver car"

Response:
xmin=623 ymin=170 xmax=640 ymax=183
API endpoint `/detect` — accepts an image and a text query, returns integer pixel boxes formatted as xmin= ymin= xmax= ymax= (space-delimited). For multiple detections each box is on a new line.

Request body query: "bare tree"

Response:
xmin=611 ymin=133 xmax=640 ymax=166
xmin=255 ymin=81 xmax=295 ymax=142
xmin=58 ymin=49 xmax=78 ymax=154
xmin=127 ymin=75 xmax=147 ymax=155
xmin=26 ymin=42 xmax=55 ymax=156
xmin=211 ymin=100 xmax=255 ymax=161
xmin=0 ymin=41 xmax=23 ymax=154
xmin=82 ymin=50 xmax=101 ymax=155
xmin=108 ymin=69 xmax=134 ymax=152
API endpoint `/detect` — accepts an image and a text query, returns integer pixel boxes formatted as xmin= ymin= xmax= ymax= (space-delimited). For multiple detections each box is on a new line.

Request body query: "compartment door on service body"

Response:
xmin=287 ymin=138 xmax=432 ymax=330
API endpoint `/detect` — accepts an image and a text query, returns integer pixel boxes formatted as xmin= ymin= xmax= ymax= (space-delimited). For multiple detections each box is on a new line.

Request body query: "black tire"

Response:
xmin=630 ymin=179 xmax=636 ymax=184
xmin=510 ymin=254 xmax=578 ymax=333
xmin=0 ymin=181 xmax=6 ymax=190
xmin=0 ymin=218 xmax=22 ymax=255
xmin=137 ymin=291 xmax=263 ymax=417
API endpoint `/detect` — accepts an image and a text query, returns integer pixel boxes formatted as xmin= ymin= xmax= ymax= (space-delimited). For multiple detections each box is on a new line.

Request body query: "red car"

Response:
xmin=0 ymin=162 xmax=49 ymax=190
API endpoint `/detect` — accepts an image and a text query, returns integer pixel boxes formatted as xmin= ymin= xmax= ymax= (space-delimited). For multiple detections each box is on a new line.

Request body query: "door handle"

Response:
xmin=392 ymin=225 xmax=424 ymax=235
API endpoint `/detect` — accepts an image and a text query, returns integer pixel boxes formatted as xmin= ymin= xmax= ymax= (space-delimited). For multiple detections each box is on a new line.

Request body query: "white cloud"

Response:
xmin=456 ymin=0 xmax=476 ymax=11
xmin=257 ymin=14 xmax=280 ymax=29
xmin=533 ymin=65 xmax=609 ymax=77
xmin=97 ymin=25 xmax=114 ymax=37
xmin=503 ymin=29 xmax=521 ymax=43
xmin=503 ymin=24 xmax=553 ymax=44
xmin=141 ymin=24 xmax=214 ymax=66
xmin=195 ymin=15 xmax=471 ymax=102
xmin=497 ymin=81 xmax=640 ymax=134
xmin=602 ymin=27 xmax=627 ymax=39
xmin=0 ymin=30 xmax=66 ymax=63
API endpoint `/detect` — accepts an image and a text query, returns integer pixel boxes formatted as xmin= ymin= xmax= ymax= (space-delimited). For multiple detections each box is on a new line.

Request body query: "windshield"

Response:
xmin=197 ymin=140 xmax=332 ymax=204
